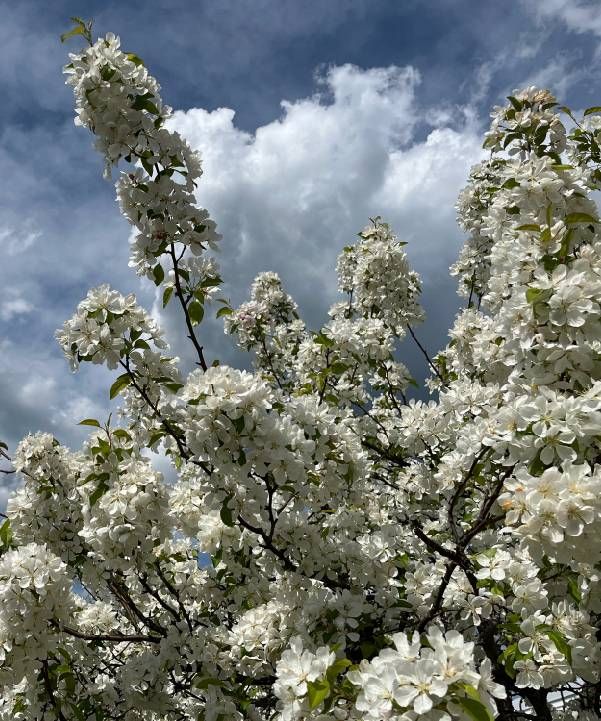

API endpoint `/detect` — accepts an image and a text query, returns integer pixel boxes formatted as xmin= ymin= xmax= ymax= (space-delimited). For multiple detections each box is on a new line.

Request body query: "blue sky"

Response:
xmin=1 ymin=0 xmax=600 ymax=501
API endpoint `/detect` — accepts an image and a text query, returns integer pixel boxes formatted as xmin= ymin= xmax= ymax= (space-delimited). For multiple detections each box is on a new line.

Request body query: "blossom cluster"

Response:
xmin=3 ymin=28 xmax=601 ymax=721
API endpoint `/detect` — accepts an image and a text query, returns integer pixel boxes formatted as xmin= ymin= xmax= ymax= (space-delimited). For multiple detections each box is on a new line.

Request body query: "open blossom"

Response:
xmin=274 ymin=637 xmax=335 ymax=698
xmin=347 ymin=628 xmax=492 ymax=719
xmin=56 ymin=284 xmax=166 ymax=370
xmin=0 ymin=544 xmax=73 ymax=674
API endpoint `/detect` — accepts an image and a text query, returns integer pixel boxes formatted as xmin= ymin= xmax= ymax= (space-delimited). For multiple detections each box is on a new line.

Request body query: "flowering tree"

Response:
xmin=2 ymin=19 xmax=601 ymax=721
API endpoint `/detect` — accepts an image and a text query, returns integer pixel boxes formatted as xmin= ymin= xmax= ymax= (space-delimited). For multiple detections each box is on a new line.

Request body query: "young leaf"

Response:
xmin=545 ymin=628 xmax=573 ymax=665
xmin=162 ymin=286 xmax=174 ymax=308
xmin=455 ymin=695 xmax=493 ymax=721
xmin=507 ymin=95 xmax=523 ymax=111
xmin=220 ymin=496 xmax=235 ymax=527
xmin=126 ymin=53 xmax=145 ymax=67
xmin=131 ymin=94 xmax=160 ymax=115
xmin=188 ymin=300 xmax=204 ymax=325
xmin=306 ymin=678 xmax=330 ymax=710
xmin=526 ymin=287 xmax=543 ymax=304
xmin=109 ymin=373 xmax=132 ymax=400
xmin=567 ymin=575 xmax=582 ymax=603
xmin=516 ymin=224 xmax=540 ymax=232
xmin=314 ymin=333 xmax=334 ymax=348
xmin=565 ymin=212 xmax=598 ymax=224
xmin=89 ymin=481 xmax=109 ymax=507
xmin=329 ymin=361 xmax=349 ymax=375
xmin=60 ymin=17 xmax=92 ymax=45
xmin=152 ymin=264 xmax=165 ymax=285
xmin=78 ymin=418 xmax=101 ymax=428
xmin=0 ymin=519 xmax=12 ymax=548
xmin=231 ymin=416 xmax=245 ymax=434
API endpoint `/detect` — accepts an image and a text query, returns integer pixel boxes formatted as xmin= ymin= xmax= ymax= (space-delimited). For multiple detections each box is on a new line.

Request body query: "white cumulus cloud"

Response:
xmin=525 ymin=0 xmax=601 ymax=37
xmin=165 ymin=63 xmax=484 ymax=369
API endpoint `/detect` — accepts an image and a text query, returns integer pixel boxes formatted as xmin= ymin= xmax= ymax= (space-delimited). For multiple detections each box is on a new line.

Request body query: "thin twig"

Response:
xmin=407 ymin=324 xmax=447 ymax=386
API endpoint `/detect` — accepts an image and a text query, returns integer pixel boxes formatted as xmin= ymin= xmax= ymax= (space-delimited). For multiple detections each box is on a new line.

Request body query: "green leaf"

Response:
xmin=89 ymin=481 xmax=109 ymax=507
xmin=188 ymin=300 xmax=204 ymax=325
xmin=152 ymin=264 xmax=165 ymax=285
xmin=314 ymin=333 xmax=334 ymax=348
xmin=193 ymin=676 xmax=224 ymax=690
xmin=528 ymin=451 xmax=547 ymax=476
xmin=326 ymin=658 xmax=351 ymax=683
xmin=78 ymin=418 xmax=101 ymax=428
xmin=551 ymin=164 xmax=573 ymax=171
xmin=109 ymin=373 xmax=132 ymax=400
xmin=220 ymin=496 xmax=235 ymax=527
xmin=516 ymin=224 xmax=540 ymax=232
xmin=502 ymin=178 xmax=519 ymax=189
xmin=141 ymin=157 xmax=154 ymax=176
xmin=126 ymin=53 xmax=145 ymax=67
xmin=329 ymin=361 xmax=349 ymax=375
xmin=507 ymin=95 xmax=523 ymax=111
xmin=100 ymin=65 xmax=116 ymax=82
xmin=162 ymin=287 xmax=174 ymax=308
xmin=200 ymin=276 xmax=222 ymax=289
xmin=216 ymin=306 xmax=233 ymax=318
xmin=567 ymin=575 xmax=582 ymax=603
xmin=60 ymin=25 xmax=86 ymax=42
xmin=60 ymin=17 xmax=91 ymax=44
xmin=0 ymin=519 xmax=12 ymax=548
xmin=148 ymin=431 xmax=165 ymax=447
xmin=67 ymin=701 xmax=85 ymax=721
xmin=131 ymin=94 xmax=160 ymax=115
xmin=231 ymin=416 xmax=245 ymax=434
xmin=455 ymin=695 xmax=493 ymax=721
xmin=526 ymin=287 xmax=543 ymax=304
xmin=584 ymin=106 xmax=601 ymax=116
xmin=545 ymin=628 xmax=573 ymax=665
xmin=565 ymin=212 xmax=598 ymax=224
xmin=306 ymin=678 xmax=331 ymax=710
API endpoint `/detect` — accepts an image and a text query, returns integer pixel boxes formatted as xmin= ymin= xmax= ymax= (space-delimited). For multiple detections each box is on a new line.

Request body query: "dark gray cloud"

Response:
xmin=1 ymin=0 xmax=601 ymax=500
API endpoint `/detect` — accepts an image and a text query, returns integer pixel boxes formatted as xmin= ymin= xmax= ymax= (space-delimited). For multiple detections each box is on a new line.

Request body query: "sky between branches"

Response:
xmin=1 ymin=0 xmax=601 ymax=505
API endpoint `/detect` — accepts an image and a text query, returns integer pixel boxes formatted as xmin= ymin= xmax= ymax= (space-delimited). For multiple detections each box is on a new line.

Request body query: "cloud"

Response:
xmin=526 ymin=0 xmax=601 ymax=37
xmin=0 ymin=225 xmax=40 ymax=257
xmin=163 ymin=63 xmax=484 ymax=377
xmin=522 ymin=55 xmax=592 ymax=99
xmin=0 ymin=296 xmax=33 ymax=321
xmin=0 ymin=337 xmax=112 ymax=452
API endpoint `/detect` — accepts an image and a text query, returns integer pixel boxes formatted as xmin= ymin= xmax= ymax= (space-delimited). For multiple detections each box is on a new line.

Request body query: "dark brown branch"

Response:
xmin=169 ymin=242 xmax=208 ymax=371
xmin=448 ymin=446 xmax=490 ymax=542
xmin=237 ymin=514 xmax=297 ymax=573
xmin=108 ymin=577 xmax=165 ymax=637
xmin=41 ymin=660 xmax=68 ymax=721
xmin=118 ymin=358 xmax=211 ymax=477
xmin=259 ymin=334 xmax=287 ymax=394
xmin=59 ymin=623 xmax=160 ymax=644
